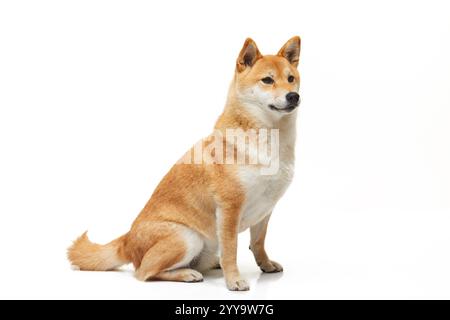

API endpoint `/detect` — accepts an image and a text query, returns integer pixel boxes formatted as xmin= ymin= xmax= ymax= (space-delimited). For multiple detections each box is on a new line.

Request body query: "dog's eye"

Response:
xmin=261 ymin=77 xmax=274 ymax=84
xmin=288 ymin=75 xmax=295 ymax=83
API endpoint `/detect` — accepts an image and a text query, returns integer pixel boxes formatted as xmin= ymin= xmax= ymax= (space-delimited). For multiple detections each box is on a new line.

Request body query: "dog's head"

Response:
xmin=233 ymin=37 xmax=301 ymax=118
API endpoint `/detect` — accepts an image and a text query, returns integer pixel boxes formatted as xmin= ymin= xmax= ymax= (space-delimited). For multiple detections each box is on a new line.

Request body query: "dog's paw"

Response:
xmin=183 ymin=270 xmax=204 ymax=282
xmin=260 ymin=260 xmax=283 ymax=273
xmin=226 ymin=278 xmax=250 ymax=291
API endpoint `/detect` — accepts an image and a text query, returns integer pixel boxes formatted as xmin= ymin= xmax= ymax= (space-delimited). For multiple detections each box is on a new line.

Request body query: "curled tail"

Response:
xmin=67 ymin=232 xmax=129 ymax=271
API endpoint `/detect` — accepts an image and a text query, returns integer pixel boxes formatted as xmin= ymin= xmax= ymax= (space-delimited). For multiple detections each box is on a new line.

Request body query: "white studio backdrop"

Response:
xmin=0 ymin=0 xmax=449 ymax=299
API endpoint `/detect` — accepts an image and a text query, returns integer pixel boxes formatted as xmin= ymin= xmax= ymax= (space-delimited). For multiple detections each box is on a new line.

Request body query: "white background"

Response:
xmin=1 ymin=0 xmax=449 ymax=299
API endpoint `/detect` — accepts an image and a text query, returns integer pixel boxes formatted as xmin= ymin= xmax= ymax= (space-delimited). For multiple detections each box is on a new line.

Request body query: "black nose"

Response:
xmin=286 ymin=92 xmax=300 ymax=104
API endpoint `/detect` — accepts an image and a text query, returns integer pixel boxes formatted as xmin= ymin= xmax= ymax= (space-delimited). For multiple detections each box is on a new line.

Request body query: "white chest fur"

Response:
xmin=237 ymin=118 xmax=296 ymax=232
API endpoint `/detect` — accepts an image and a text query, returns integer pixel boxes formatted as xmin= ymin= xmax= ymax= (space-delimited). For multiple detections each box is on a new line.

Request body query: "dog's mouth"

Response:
xmin=269 ymin=103 xmax=298 ymax=113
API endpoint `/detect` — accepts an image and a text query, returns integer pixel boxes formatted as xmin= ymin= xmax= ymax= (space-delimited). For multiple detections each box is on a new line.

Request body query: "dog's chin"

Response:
xmin=268 ymin=104 xmax=299 ymax=114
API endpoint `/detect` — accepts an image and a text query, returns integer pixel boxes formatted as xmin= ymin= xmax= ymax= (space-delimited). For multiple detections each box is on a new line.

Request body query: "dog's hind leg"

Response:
xmin=192 ymin=239 xmax=220 ymax=272
xmin=135 ymin=224 xmax=204 ymax=282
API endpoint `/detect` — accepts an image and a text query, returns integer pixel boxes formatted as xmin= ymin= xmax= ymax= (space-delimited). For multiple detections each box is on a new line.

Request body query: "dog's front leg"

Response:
xmin=217 ymin=208 xmax=249 ymax=291
xmin=250 ymin=214 xmax=283 ymax=273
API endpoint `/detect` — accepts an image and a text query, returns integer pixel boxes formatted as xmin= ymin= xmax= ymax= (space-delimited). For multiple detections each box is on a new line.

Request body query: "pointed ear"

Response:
xmin=277 ymin=36 xmax=301 ymax=67
xmin=236 ymin=38 xmax=262 ymax=72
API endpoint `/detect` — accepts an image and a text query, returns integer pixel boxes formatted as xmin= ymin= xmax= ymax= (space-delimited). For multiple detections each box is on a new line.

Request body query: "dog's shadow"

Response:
xmin=203 ymin=267 xmax=284 ymax=287
xmin=112 ymin=265 xmax=283 ymax=287
xmin=255 ymin=270 xmax=284 ymax=284
xmin=203 ymin=268 xmax=283 ymax=280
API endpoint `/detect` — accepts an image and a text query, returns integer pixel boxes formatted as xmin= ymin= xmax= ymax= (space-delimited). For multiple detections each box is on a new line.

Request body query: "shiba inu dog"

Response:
xmin=68 ymin=36 xmax=301 ymax=291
